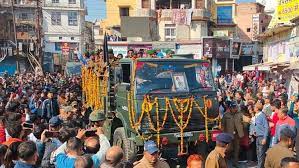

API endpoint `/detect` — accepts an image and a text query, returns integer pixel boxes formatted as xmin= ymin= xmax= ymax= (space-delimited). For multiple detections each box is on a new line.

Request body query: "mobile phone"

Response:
xmin=45 ymin=131 xmax=60 ymax=138
xmin=23 ymin=122 xmax=34 ymax=129
xmin=85 ymin=130 xmax=97 ymax=137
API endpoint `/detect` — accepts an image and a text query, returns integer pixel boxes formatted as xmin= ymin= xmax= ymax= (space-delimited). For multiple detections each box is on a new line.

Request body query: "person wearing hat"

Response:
xmin=42 ymin=89 xmax=59 ymax=121
xmin=49 ymin=116 xmax=62 ymax=131
xmin=89 ymin=110 xmax=106 ymax=128
xmin=133 ymin=140 xmax=170 ymax=168
xmin=205 ymin=133 xmax=233 ymax=168
xmin=265 ymin=128 xmax=296 ymax=168
xmin=221 ymin=101 xmax=244 ymax=167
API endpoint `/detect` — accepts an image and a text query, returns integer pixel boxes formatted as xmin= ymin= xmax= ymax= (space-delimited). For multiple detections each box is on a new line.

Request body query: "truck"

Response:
xmin=82 ymin=56 xmax=220 ymax=166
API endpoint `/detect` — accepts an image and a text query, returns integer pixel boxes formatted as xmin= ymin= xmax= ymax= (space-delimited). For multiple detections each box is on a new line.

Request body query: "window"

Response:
xmin=69 ymin=0 xmax=76 ymax=4
xmin=71 ymin=37 xmax=74 ymax=40
xmin=51 ymin=12 xmax=61 ymax=25
xmin=59 ymin=37 xmax=62 ymax=40
xmin=119 ymin=7 xmax=129 ymax=17
xmin=52 ymin=0 xmax=59 ymax=3
xmin=68 ymin=12 xmax=78 ymax=26
xmin=247 ymin=28 xmax=251 ymax=32
xmin=165 ymin=24 xmax=176 ymax=41
xmin=99 ymin=28 xmax=103 ymax=35
xmin=261 ymin=20 xmax=263 ymax=23
xmin=142 ymin=0 xmax=149 ymax=8
xmin=262 ymin=27 xmax=266 ymax=32
xmin=217 ymin=6 xmax=233 ymax=24
xmin=121 ymin=64 xmax=131 ymax=83
xmin=19 ymin=13 xmax=28 ymax=20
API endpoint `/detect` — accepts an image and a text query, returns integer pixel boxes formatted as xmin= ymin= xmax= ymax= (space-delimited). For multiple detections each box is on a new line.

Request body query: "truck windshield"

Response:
xmin=135 ymin=61 xmax=214 ymax=94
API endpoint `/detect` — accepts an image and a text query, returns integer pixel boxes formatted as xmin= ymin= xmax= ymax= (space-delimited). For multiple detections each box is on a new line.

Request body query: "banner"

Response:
xmin=202 ymin=37 xmax=231 ymax=59
xmin=231 ymin=41 xmax=242 ymax=59
xmin=252 ymin=14 xmax=260 ymax=41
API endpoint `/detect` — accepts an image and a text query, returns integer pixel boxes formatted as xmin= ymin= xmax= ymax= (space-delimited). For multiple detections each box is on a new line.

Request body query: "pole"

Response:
xmin=36 ymin=0 xmax=43 ymax=68
xmin=11 ymin=0 xmax=19 ymax=73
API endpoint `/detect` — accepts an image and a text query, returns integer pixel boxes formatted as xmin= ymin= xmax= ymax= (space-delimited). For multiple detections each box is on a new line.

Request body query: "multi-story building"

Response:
xmin=0 ymin=0 xmax=38 ymax=74
xmin=236 ymin=3 xmax=271 ymax=42
xmin=43 ymin=0 xmax=85 ymax=70
xmin=210 ymin=0 xmax=237 ymax=38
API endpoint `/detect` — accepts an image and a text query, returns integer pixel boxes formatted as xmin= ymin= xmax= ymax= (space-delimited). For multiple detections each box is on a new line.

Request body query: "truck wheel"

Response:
xmin=113 ymin=127 xmax=136 ymax=161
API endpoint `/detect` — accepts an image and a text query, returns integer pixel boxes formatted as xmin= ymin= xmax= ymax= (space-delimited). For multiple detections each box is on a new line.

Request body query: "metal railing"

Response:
xmin=160 ymin=9 xmax=210 ymax=19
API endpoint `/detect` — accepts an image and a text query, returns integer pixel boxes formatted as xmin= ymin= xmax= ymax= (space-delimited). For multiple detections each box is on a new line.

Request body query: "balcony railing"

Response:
xmin=134 ymin=9 xmax=156 ymax=17
xmin=44 ymin=1 xmax=84 ymax=9
xmin=160 ymin=9 xmax=210 ymax=19
xmin=216 ymin=18 xmax=234 ymax=24
xmin=15 ymin=17 xmax=35 ymax=25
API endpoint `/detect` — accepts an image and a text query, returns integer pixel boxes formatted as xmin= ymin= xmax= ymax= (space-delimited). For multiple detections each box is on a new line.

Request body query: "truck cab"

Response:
xmin=104 ymin=57 xmax=220 ymax=165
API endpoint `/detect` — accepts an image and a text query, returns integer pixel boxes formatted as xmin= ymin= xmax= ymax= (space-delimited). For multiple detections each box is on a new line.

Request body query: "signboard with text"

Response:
xmin=62 ymin=43 xmax=70 ymax=56
xmin=277 ymin=0 xmax=299 ymax=24
xmin=202 ymin=37 xmax=231 ymax=59
xmin=231 ymin=41 xmax=242 ymax=59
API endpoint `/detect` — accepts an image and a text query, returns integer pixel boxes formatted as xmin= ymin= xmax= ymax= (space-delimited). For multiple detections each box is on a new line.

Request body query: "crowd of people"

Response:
xmin=207 ymin=71 xmax=299 ymax=168
xmin=1 ymin=58 xmax=299 ymax=168
xmin=0 ymin=72 xmax=205 ymax=168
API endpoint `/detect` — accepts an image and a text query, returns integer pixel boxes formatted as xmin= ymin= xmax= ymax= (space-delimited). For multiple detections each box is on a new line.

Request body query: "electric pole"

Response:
xmin=11 ymin=0 xmax=19 ymax=72
xmin=36 ymin=0 xmax=43 ymax=68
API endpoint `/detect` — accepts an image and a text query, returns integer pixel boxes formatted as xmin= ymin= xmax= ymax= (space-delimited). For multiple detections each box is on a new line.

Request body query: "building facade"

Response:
xmin=43 ymin=0 xmax=85 ymax=71
xmin=0 ymin=0 xmax=38 ymax=74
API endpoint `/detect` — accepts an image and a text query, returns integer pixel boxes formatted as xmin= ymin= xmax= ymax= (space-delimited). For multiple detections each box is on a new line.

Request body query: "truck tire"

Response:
xmin=113 ymin=127 xmax=136 ymax=161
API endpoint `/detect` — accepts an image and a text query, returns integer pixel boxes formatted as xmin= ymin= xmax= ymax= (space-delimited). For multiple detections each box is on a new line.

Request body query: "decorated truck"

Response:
xmin=81 ymin=57 xmax=220 ymax=166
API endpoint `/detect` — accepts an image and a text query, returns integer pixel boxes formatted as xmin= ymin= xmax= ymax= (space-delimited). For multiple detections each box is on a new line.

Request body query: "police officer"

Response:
xmin=205 ymin=133 xmax=233 ymax=168
xmin=133 ymin=140 xmax=170 ymax=168
xmin=221 ymin=101 xmax=244 ymax=167
xmin=89 ymin=110 xmax=106 ymax=128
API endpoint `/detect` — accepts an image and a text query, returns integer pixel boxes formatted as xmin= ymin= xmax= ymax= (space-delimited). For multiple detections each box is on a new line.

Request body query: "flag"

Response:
xmin=103 ymin=33 xmax=109 ymax=64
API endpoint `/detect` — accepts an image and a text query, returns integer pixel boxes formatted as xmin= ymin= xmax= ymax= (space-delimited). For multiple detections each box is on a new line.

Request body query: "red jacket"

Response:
xmin=0 ymin=125 xmax=5 ymax=143
xmin=270 ymin=112 xmax=279 ymax=136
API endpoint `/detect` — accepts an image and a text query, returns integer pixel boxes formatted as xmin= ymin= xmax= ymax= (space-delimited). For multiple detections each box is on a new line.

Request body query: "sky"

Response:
xmin=85 ymin=0 xmax=256 ymax=22
xmin=86 ymin=0 xmax=106 ymax=22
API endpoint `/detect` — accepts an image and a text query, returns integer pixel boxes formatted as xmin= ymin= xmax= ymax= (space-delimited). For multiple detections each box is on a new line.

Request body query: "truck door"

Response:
xmin=115 ymin=63 xmax=131 ymax=128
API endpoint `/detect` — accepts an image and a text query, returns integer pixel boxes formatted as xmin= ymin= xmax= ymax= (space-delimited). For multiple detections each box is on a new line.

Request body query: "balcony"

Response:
xmin=134 ymin=9 xmax=156 ymax=17
xmin=159 ymin=9 xmax=210 ymax=21
xmin=15 ymin=17 xmax=35 ymax=25
xmin=215 ymin=18 xmax=236 ymax=26
xmin=13 ymin=0 xmax=36 ymax=7
xmin=44 ymin=1 xmax=84 ymax=10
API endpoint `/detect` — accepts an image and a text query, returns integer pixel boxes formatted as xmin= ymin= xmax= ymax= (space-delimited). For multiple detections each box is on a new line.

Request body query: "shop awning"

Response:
xmin=243 ymin=61 xmax=290 ymax=71
xmin=283 ymin=61 xmax=299 ymax=71
xmin=243 ymin=63 xmax=270 ymax=71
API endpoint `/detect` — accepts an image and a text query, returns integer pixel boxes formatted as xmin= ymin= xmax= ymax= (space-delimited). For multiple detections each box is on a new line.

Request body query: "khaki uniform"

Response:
xmin=205 ymin=148 xmax=228 ymax=168
xmin=265 ymin=143 xmax=294 ymax=168
xmin=133 ymin=157 xmax=170 ymax=168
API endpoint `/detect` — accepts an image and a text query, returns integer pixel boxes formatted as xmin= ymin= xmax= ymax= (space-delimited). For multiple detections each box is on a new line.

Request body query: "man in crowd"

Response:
xmin=134 ymin=140 xmax=170 ymax=168
xmin=75 ymin=155 xmax=94 ymax=168
xmin=205 ymin=133 xmax=233 ymax=168
xmin=187 ymin=154 xmax=203 ymax=168
xmin=265 ymin=128 xmax=296 ymax=168
xmin=42 ymin=89 xmax=59 ymax=121
xmin=274 ymin=108 xmax=296 ymax=145
xmin=89 ymin=110 xmax=106 ymax=128
xmin=15 ymin=141 xmax=38 ymax=168
xmin=100 ymin=146 xmax=124 ymax=168
xmin=221 ymin=101 xmax=244 ymax=167
xmin=280 ymin=157 xmax=299 ymax=168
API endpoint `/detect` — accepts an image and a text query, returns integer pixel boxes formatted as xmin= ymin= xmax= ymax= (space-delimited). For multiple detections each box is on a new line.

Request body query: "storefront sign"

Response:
xmin=252 ymin=14 xmax=260 ymax=41
xmin=203 ymin=37 xmax=231 ymax=59
xmin=62 ymin=43 xmax=70 ymax=56
xmin=176 ymin=44 xmax=202 ymax=59
xmin=231 ymin=41 xmax=242 ymax=59
xmin=241 ymin=43 xmax=254 ymax=56
xmin=108 ymin=46 xmax=127 ymax=57
xmin=277 ymin=0 xmax=299 ymax=24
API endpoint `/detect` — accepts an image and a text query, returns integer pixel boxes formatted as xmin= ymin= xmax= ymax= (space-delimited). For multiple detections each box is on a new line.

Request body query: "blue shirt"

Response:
xmin=55 ymin=153 xmax=76 ymax=168
xmin=14 ymin=161 xmax=35 ymax=168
